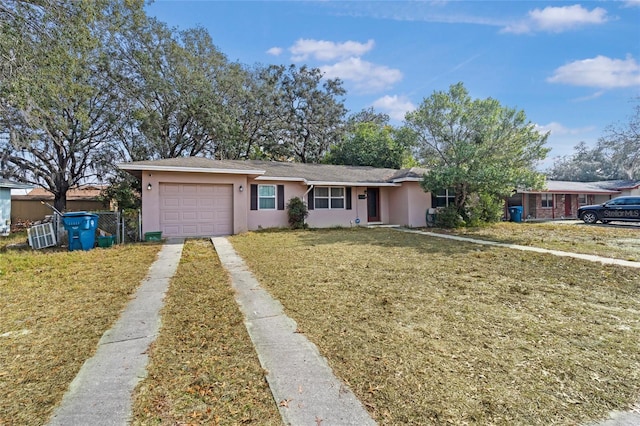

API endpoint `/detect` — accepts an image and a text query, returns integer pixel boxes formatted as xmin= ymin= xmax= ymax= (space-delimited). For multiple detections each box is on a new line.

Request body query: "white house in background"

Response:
xmin=0 ymin=178 xmax=32 ymax=236
xmin=119 ymin=158 xmax=432 ymax=238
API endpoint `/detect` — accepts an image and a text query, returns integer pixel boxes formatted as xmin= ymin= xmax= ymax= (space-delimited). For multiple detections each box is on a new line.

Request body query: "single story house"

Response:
xmin=11 ymin=185 xmax=109 ymax=223
xmin=118 ymin=158 xmax=431 ymax=237
xmin=508 ymin=180 xmax=640 ymax=220
xmin=1 ymin=178 xmax=32 ymax=236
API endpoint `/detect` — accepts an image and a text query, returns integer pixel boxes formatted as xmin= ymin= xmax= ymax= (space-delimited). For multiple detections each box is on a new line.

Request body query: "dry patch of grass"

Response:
xmin=131 ymin=239 xmax=281 ymax=425
xmin=230 ymin=228 xmax=640 ymax=425
xmin=0 ymin=241 xmax=161 ymax=425
xmin=448 ymin=222 xmax=640 ymax=261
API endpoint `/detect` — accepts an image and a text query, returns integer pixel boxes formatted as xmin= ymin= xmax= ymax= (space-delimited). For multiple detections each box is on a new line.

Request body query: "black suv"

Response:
xmin=578 ymin=196 xmax=640 ymax=224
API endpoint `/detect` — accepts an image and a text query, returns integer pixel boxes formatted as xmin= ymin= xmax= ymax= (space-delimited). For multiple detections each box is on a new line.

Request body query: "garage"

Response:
xmin=159 ymin=183 xmax=233 ymax=237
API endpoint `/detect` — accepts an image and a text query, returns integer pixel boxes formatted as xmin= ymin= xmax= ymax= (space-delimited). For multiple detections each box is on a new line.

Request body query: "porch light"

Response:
xmin=239 ymin=185 xmax=244 ymax=192
xmin=147 ymin=183 xmax=152 ymax=191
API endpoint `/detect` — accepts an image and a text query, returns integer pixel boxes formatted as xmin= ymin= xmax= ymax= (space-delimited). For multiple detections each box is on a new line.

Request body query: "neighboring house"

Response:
xmin=118 ymin=158 xmax=431 ymax=237
xmin=11 ymin=185 xmax=109 ymax=223
xmin=1 ymin=178 xmax=32 ymax=236
xmin=508 ymin=180 xmax=640 ymax=220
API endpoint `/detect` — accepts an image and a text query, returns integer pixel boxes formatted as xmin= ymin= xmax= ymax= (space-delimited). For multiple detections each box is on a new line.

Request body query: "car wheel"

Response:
xmin=582 ymin=211 xmax=598 ymax=224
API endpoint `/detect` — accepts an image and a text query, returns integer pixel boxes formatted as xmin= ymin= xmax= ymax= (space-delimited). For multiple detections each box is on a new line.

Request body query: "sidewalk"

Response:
xmin=47 ymin=240 xmax=184 ymax=426
xmin=397 ymin=228 xmax=640 ymax=269
xmin=212 ymin=237 xmax=376 ymax=426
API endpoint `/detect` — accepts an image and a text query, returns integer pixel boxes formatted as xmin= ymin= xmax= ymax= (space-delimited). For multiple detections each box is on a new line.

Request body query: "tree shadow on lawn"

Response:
xmin=292 ymin=226 xmax=488 ymax=256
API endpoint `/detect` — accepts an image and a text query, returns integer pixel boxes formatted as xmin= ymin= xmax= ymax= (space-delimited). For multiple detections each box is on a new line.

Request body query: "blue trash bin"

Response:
xmin=62 ymin=212 xmax=98 ymax=251
xmin=509 ymin=206 xmax=523 ymax=223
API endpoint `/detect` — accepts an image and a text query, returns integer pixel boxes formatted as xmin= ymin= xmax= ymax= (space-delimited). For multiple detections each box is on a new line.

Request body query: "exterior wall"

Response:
xmin=533 ymin=194 xmax=576 ymax=219
xmin=388 ymin=182 xmax=431 ymax=227
xmin=529 ymin=193 xmax=618 ymax=219
xmin=1 ymin=188 xmax=10 ymax=235
xmin=247 ymin=180 xmax=305 ymax=230
xmin=306 ymin=185 xmax=368 ymax=228
xmin=618 ymin=188 xmax=640 ymax=197
xmin=246 ymin=183 xmax=430 ymax=230
xmin=142 ymin=171 xmax=248 ymax=236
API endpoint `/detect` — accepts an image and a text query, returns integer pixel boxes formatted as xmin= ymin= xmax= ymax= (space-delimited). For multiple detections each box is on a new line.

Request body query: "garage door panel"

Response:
xmin=162 ymin=211 xmax=181 ymax=221
xmin=199 ymin=211 xmax=215 ymax=220
xmin=159 ymin=183 xmax=233 ymax=237
xmin=181 ymin=211 xmax=197 ymax=221
xmin=162 ymin=198 xmax=180 ymax=208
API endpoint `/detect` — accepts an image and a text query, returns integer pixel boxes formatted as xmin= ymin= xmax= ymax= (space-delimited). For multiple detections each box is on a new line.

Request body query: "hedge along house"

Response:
xmin=507 ymin=180 xmax=640 ymax=220
xmin=118 ymin=157 xmax=431 ymax=238
xmin=0 ymin=178 xmax=32 ymax=236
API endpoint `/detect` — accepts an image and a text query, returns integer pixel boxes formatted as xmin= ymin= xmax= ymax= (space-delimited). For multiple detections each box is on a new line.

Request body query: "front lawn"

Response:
xmin=0 ymin=240 xmax=161 ymax=425
xmin=230 ymin=228 xmax=640 ymax=425
xmin=447 ymin=221 xmax=640 ymax=261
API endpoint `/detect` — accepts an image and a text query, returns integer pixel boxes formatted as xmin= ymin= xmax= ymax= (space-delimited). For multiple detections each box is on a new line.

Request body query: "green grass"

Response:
xmin=0 ymin=240 xmax=161 ymax=426
xmin=230 ymin=227 xmax=640 ymax=425
xmin=131 ymin=239 xmax=281 ymax=425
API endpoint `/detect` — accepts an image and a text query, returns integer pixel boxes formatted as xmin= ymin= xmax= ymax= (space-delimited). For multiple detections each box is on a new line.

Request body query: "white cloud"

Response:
xmin=534 ymin=122 xmax=595 ymax=136
xmin=290 ymin=39 xmax=375 ymax=62
xmin=623 ymin=0 xmax=640 ymax=7
xmin=503 ymin=5 xmax=608 ymax=34
xmin=547 ymin=55 xmax=640 ymax=89
xmin=371 ymin=95 xmax=416 ymax=122
xmin=320 ymin=57 xmax=403 ymax=93
xmin=266 ymin=47 xmax=283 ymax=56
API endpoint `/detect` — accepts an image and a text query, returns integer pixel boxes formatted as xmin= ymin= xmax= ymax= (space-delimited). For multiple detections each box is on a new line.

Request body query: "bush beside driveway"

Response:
xmin=230 ymin=227 xmax=640 ymax=425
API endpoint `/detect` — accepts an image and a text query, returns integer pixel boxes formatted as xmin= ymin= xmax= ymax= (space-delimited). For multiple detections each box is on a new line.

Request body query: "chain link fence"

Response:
xmin=51 ymin=209 xmax=141 ymax=247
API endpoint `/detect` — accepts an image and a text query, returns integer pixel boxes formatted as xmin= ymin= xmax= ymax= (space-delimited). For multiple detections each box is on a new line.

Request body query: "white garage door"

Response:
xmin=159 ymin=183 xmax=233 ymax=237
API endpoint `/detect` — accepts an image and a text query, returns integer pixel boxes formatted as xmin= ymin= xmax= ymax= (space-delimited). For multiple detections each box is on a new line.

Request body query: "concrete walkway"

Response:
xmin=397 ymin=228 xmax=640 ymax=269
xmin=211 ymin=237 xmax=376 ymax=426
xmin=44 ymin=231 xmax=639 ymax=426
xmin=47 ymin=240 xmax=184 ymax=426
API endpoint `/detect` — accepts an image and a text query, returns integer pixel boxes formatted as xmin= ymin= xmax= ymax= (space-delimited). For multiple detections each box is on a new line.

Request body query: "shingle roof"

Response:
xmin=119 ymin=158 xmax=427 ymax=185
xmin=0 ymin=178 xmax=32 ymax=189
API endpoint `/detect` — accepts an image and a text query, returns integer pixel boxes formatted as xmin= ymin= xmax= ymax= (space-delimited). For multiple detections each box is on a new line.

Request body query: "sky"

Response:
xmin=146 ymin=0 xmax=640 ymax=168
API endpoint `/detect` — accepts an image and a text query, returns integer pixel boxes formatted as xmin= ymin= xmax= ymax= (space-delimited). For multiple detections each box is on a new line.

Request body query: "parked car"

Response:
xmin=578 ymin=196 xmax=640 ymax=224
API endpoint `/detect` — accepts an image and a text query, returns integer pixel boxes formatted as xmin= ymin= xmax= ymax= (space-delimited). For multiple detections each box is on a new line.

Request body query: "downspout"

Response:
xmin=302 ymin=184 xmax=314 ymax=199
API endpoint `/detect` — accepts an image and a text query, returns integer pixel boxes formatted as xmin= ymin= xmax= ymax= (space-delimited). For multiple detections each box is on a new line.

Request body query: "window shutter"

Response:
xmin=307 ymin=187 xmax=314 ymax=210
xmin=277 ymin=185 xmax=285 ymax=210
xmin=250 ymin=184 xmax=258 ymax=210
xmin=346 ymin=187 xmax=352 ymax=210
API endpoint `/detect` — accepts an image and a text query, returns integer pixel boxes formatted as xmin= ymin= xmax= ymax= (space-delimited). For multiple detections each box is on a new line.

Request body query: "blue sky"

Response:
xmin=147 ymin=1 xmax=640 ymax=167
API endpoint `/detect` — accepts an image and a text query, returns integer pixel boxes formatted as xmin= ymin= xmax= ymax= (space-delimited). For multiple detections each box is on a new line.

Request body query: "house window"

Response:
xmin=432 ymin=189 xmax=456 ymax=208
xmin=541 ymin=193 xmax=554 ymax=208
xmin=258 ymin=185 xmax=276 ymax=209
xmin=315 ymin=187 xmax=345 ymax=209
xmin=578 ymin=194 xmax=587 ymax=206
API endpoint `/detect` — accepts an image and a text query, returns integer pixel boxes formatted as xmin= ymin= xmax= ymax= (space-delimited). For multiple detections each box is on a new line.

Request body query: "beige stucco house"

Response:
xmin=119 ymin=158 xmax=432 ymax=238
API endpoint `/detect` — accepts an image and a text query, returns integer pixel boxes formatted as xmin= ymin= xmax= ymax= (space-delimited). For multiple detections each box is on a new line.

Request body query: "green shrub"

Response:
xmin=286 ymin=197 xmax=309 ymax=229
xmin=466 ymin=193 xmax=504 ymax=226
xmin=435 ymin=205 xmax=465 ymax=228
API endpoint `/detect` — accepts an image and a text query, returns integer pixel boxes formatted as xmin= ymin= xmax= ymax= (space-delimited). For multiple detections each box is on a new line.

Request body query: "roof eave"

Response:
xmin=117 ymin=163 xmax=266 ymax=176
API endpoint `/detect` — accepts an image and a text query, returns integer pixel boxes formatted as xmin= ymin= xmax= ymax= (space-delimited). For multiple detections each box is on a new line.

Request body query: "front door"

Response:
xmin=367 ymin=188 xmax=380 ymax=222
xmin=565 ymin=194 xmax=572 ymax=217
